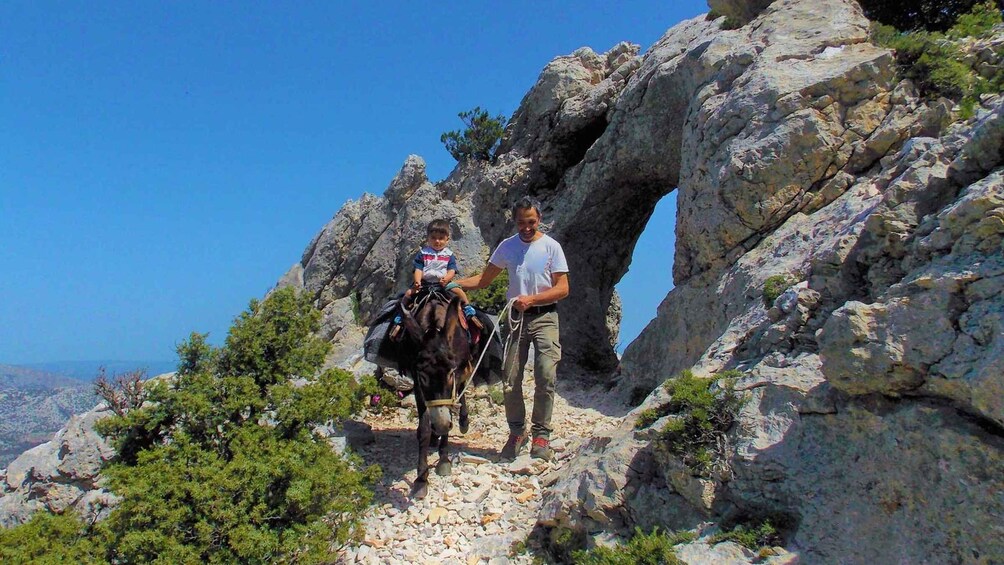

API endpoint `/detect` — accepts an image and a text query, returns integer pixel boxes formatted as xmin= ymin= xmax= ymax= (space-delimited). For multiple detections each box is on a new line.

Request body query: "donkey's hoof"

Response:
xmin=459 ymin=416 xmax=469 ymax=435
xmin=435 ymin=461 xmax=452 ymax=476
xmin=411 ymin=482 xmax=429 ymax=500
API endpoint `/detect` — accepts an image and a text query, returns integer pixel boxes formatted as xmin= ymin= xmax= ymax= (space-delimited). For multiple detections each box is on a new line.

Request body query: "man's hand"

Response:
xmin=513 ymin=295 xmax=534 ymax=312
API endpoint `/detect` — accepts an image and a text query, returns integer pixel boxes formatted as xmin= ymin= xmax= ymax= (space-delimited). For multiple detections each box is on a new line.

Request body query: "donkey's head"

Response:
xmin=400 ymin=293 xmax=472 ymax=435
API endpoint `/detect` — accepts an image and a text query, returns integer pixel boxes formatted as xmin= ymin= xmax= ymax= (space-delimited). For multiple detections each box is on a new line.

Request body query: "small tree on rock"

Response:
xmin=440 ymin=106 xmax=507 ymax=162
xmin=857 ymin=0 xmax=1003 ymax=32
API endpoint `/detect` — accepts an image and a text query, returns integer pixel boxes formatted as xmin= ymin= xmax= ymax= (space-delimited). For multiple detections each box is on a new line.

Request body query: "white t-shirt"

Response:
xmin=489 ymin=233 xmax=569 ymax=303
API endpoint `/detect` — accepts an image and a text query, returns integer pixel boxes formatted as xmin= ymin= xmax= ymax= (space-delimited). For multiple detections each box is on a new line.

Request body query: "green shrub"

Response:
xmin=635 ymin=408 xmax=661 ymax=429
xmin=351 ymin=291 xmax=363 ymax=325
xmin=6 ymin=287 xmax=381 ymax=565
xmin=440 ymin=106 xmax=507 ymax=162
xmin=357 ymin=374 xmax=400 ymax=412
xmin=947 ymin=1 xmax=1004 ymax=37
xmin=857 ymin=0 xmax=1002 ymax=32
xmin=488 ymin=384 xmax=506 ymax=406
xmin=0 ymin=511 xmax=108 ymax=564
xmin=571 ymin=527 xmax=693 ymax=565
xmin=870 ymin=2 xmax=1004 ymax=119
xmin=658 ymin=370 xmax=745 ymax=477
xmin=468 ymin=269 xmax=509 ymax=314
xmin=708 ymin=519 xmax=781 ymax=551
xmin=762 ymin=275 xmax=792 ymax=307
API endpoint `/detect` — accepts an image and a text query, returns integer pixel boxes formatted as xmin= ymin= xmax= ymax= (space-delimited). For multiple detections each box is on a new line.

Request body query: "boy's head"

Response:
xmin=426 ymin=219 xmax=451 ymax=251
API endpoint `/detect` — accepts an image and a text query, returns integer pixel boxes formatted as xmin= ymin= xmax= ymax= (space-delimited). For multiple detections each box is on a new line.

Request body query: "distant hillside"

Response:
xmin=0 ymin=365 xmax=104 ymax=467
xmin=17 ymin=360 xmax=176 ymax=381
xmin=0 ymin=364 xmax=81 ymax=389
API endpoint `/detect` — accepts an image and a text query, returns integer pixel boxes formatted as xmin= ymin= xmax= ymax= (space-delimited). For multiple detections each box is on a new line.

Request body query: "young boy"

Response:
xmin=391 ymin=219 xmax=481 ymax=338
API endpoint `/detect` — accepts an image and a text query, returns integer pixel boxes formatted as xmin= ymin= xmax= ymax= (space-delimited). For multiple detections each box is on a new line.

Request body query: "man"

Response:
xmin=456 ymin=196 xmax=570 ymax=461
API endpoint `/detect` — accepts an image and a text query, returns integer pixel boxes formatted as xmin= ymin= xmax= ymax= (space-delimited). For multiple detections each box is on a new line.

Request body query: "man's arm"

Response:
xmin=455 ymin=263 xmax=503 ymax=291
xmin=513 ymin=272 xmax=569 ymax=311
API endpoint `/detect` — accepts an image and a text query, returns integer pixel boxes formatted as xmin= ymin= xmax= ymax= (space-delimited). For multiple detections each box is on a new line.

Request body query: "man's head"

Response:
xmin=426 ymin=219 xmax=451 ymax=251
xmin=512 ymin=196 xmax=542 ymax=242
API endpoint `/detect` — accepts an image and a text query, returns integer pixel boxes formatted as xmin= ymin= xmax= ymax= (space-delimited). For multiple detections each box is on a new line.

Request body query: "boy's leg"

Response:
xmin=450 ymin=287 xmax=470 ymax=303
xmin=451 ymin=287 xmax=483 ymax=328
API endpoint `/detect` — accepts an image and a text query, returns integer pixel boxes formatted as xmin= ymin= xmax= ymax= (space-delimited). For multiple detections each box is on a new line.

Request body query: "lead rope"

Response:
xmin=454 ymin=298 xmax=521 ymax=407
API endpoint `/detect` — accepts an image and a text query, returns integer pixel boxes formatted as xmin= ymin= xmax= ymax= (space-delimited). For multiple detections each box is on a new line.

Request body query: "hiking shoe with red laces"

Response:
xmin=499 ymin=432 xmax=528 ymax=461
xmin=530 ymin=437 xmax=554 ymax=461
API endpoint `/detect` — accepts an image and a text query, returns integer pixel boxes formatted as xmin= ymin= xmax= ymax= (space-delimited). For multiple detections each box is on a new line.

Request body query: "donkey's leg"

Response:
xmin=458 ymin=395 xmax=469 ymax=435
xmin=435 ymin=432 xmax=452 ymax=476
xmin=412 ymin=408 xmax=431 ymax=499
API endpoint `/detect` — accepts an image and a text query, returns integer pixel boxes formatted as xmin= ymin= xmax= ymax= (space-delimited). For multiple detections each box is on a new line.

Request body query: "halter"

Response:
xmin=424 ymin=298 xmax=521 ymax=409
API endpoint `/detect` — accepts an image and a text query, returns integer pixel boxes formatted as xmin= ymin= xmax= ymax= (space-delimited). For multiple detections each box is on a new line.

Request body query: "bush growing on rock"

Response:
xmin=857 ymin=0 xmax=1003 ymax=32
xmin=657 ymin=370 xmax=745 ymax=477
xmin=0 ymin=287 xmax=379 ymax=564
xmin=440 ymin=106 xmax=507 ymax=162
xmin=708 ymin=519 xmax=782 ymax=551
xmin=868 ymin=1 xmax=1003 ymax=118
xmin=571 ymin=527 xmax=693 ymax=565
xmin=761 ymin=275 xmax=793 ymax=307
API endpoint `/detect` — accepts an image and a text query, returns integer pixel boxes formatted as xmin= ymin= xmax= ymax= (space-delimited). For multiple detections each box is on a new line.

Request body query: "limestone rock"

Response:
xmin=0 ymin=404 xmax=116 ymax=527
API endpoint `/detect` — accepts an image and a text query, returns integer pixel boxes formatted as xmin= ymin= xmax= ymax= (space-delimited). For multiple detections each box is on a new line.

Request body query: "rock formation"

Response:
xmin=3 ymin=0 xmax=1002 ymax=561
xmin=0 ymin=404 xmax=118 ymax=527
xmin=279 ymin=0 xmax=1002 ymax=561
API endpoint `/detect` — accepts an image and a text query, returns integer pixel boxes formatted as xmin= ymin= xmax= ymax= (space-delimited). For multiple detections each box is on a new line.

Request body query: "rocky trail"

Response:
xmin=337 ymin=371 xmax=630 ymax=564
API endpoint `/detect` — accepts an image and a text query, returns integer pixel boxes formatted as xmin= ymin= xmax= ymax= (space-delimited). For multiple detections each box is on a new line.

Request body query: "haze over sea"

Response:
xmin=2 ymin=1 xmax=704 ymax=366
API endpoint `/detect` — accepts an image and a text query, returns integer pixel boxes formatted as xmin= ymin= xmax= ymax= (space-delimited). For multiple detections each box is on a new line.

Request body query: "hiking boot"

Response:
xmin=530 ymin=437 xmax=554 ymax=462
xmin=499 ymin=432 xmax=528 ymax=461
xmin=468 ymin=315 xmax=484 ymax=331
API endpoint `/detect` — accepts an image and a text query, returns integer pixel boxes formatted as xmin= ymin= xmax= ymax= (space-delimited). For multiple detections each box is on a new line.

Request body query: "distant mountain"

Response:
xmin=0 ymin=362 xmax=176 ymax=467
xmin=0 ymin=364 xmax=81 ymax=389
xmin=0 ymin=365 xmax=104 ymax=467
xmin=16 ymin=360 xmax=177 ymax=381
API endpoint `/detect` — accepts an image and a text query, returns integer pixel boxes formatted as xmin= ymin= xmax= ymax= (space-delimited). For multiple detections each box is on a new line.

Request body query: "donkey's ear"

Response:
xmin=400 ymin=309 xmax=424 ymax=343
xmin=443 ymin=296 xmax=464 ymax=342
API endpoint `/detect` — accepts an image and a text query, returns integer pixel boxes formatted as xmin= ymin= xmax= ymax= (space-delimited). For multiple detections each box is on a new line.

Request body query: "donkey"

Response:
xmin=397 ymin=288 xmax=479 ymax=499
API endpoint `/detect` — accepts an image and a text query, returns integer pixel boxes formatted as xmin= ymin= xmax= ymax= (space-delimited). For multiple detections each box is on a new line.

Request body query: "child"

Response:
xmin=391 ymin=219 xmax=482 ymax=338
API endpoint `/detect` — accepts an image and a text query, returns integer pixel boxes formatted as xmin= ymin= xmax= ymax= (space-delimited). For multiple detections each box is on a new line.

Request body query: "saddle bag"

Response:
xmin=363 ymin=299 xmax=407 ymax=371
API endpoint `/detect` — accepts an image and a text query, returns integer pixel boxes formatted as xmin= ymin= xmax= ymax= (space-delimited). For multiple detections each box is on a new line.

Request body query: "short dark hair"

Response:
xmin=427 ymin=219 xmax=451 ymax=237
xmin=512 ymin=196 xmax=542 ymax=218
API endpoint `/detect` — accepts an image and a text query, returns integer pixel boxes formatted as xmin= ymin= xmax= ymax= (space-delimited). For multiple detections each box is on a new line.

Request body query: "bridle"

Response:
xmin=423 ymin=298 xmax=521 ymax=409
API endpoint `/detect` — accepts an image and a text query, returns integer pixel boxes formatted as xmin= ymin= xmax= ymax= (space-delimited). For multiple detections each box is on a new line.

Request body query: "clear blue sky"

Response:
xmin=1 ymin=1 xmax=706 ymax=364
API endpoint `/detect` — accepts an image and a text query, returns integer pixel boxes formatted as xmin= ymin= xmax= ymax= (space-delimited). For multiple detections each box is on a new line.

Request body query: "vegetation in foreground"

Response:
xmin=0 ymin=287 xmax=379 ymax=564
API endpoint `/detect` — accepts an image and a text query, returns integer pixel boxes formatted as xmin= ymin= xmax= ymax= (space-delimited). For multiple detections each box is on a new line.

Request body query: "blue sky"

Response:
xmin=1 ymin=1 xmax=706 ymax=364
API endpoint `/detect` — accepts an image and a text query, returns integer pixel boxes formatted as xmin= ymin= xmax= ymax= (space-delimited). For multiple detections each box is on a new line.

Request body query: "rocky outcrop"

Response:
xmin=6 ymin=0 xmax=1000 ymax=561
xmin=0 ymin=404 xmax=118 ymax=527
xmin=530 ymin=0 xmax=1004 ymax=561
xmin=276 ymin=0 xmax=1002 ymax=557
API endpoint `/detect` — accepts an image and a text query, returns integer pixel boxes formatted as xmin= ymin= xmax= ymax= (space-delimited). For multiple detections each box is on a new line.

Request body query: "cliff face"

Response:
xmin=281 ymin=0 xmax=1003 ymax=561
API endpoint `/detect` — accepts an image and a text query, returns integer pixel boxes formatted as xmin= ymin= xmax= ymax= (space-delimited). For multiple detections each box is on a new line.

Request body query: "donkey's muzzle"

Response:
xmin=429 ymin=406 xmax=453 ymax=436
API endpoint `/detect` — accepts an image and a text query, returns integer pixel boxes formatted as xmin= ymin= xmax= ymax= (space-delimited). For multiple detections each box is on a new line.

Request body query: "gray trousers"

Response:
xmin=501 ymin=310 xmax=560 ymax=440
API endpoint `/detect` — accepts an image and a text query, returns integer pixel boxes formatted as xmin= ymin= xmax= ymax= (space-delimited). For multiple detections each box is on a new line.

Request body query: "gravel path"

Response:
xmin=337 ymin=371 xmax=630 ymax=564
